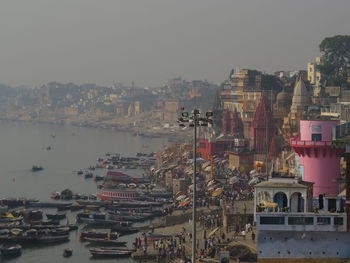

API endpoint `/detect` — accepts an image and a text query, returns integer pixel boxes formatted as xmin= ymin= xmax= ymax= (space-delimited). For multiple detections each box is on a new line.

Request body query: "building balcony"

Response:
xmin=290 ymin=138 xmax=345 ymax=157
xmin=290 ymin=138 xmax=333 ymax=148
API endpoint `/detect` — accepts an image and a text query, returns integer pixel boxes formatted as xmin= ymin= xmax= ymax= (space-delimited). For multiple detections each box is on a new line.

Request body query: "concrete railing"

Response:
xmin=290 ymin=139 xmax=332 ymax=147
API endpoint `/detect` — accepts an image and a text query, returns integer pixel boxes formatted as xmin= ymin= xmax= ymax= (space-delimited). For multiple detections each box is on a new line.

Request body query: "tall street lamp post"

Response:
xmin=178 ymin=108 xmax=213 ymax=263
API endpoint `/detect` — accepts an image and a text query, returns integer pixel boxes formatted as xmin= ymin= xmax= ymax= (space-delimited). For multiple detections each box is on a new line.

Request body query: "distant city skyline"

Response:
xmin=0 ymin=0 xmax=350 ymax=87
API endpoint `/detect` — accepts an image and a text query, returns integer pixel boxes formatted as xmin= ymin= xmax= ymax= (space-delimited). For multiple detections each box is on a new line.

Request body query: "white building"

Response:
xmin=307 ymin=57 xmax=322 ymax=91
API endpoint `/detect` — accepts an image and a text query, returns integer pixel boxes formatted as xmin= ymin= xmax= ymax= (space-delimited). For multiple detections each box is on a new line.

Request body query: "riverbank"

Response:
xmin=0 ymin=116 xmax=188 ymax=142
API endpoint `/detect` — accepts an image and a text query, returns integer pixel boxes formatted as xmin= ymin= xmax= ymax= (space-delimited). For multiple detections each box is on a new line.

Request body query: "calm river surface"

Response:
xmin=0 ymin=121 xmax=168 ymax=263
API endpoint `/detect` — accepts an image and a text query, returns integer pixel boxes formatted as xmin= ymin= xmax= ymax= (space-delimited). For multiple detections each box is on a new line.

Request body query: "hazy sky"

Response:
xmin=1 ymin=0 xmax=350 ymax=87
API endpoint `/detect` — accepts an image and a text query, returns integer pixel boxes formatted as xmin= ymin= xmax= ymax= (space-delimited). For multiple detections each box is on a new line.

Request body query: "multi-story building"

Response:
xmin=220 ymin=69 xmax=281 ymax=138
xmin=307 ymin=57 xmax=322 ymax=89
xmin=321 ymin=102 xmax=350 ymax=121
xmin=162 ymin=99 xmax=180 ymax=122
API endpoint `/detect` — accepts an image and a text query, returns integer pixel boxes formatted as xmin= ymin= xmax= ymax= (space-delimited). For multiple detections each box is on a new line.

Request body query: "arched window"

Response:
xmin=274 ymin=192 xmax=288 ymax=209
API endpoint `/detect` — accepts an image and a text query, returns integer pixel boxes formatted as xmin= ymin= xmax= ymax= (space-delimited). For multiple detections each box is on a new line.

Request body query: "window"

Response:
xmin=334 ymin=217 xmax=344 ymax=225
xmin=328 ymin=199 xmax=337 ymax=211
xmin=312 ymin=125 xmax=321 ymax=132
xmin=312 ymin=134 xmax=322 ymax=141
xmin=260 ymin=216 xmax=285 ymax=225
xmin=317 ymin=217 xmax=331 ymax=225
xmin=288 ymin=217 xmax=314 ymax=225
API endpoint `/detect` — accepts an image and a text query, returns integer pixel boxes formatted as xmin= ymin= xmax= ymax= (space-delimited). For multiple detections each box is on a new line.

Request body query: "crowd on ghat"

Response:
xmin=151 ymin=145 xmax=261 ymax=208
xmin=133 ymin=216 xmax=256 ymax=261
xmin=199 ymin=213 xmax=223 ymax=229
xmin=139 ymin=145 xmax=262 ymax=261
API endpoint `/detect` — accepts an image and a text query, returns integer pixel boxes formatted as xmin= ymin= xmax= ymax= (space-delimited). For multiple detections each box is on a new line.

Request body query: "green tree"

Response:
xmin=318 ymin=35 xmax=350 ymax=86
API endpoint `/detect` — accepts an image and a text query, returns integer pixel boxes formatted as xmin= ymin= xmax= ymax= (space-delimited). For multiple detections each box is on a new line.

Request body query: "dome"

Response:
xmin=290 ymin=78 xmax=310 ymax=113
xmin=276 ymin=90 xmax=292 ymax=108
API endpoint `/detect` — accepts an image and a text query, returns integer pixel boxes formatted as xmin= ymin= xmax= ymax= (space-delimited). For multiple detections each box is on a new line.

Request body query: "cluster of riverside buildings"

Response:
xmin=154 ymin=63 xmax=350 ymax=262
xmin=184 ymin=63 xmax=350 ymax=262
xmin=194 ymin=59 xmax=350 ymax=212
xmin=0 ymin=79 xmax=217 ymax=128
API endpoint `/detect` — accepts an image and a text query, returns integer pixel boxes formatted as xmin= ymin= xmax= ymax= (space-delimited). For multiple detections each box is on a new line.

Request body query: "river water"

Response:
xmin=0 ymin=121 xmax=168 ymax=263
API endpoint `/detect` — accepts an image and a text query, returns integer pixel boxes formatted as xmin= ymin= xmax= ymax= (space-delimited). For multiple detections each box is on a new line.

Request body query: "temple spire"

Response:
xmin=250 ymin=95 xmax=275 ymax=154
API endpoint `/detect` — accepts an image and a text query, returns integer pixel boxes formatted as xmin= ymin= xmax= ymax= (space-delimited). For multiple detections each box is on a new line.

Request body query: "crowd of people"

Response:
xmin=199 ymin=213 xmax=223 ymax=230
xmin=144 ymin=145 xmax=261 ymax=261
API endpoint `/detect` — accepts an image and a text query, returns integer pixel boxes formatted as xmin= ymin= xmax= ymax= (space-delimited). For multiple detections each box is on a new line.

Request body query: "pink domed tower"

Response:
xmin=290 ymin=120 xmax=345 ymax=197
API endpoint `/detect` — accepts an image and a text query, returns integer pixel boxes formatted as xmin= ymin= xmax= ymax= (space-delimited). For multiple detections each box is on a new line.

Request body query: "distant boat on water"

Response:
xmin=31 ymin=166 xmax=43 ymax=172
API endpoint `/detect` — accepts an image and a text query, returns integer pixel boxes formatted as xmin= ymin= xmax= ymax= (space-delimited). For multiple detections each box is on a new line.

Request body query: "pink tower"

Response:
xmin=290 ymin=120 xmax=345 ymax=197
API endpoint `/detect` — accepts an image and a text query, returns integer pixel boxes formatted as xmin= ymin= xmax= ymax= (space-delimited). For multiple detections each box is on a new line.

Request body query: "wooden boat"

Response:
xmin=94 ymin=175 xmax=104 ymax=181
xmin=76 ymin=200 xmax=112 ymax=206
xmin=80 ymin=230 xmax=108 ymax=240
xmin=85 ymin=205 xmax=100 ymax=211
xmin=111 ymin=200 xmax=163 ymax=208
xmin=32 ymin=165 xmax=43 ymax=172
xmin=107 ymin=207 xmax=164 ymax=216
xmin=84 ymin=219 xmax=132 ymax=228
xmin=0 ymin=222 xmax=21 ymax=229
xmin=1 ymin=244 xmax=22 ymax=257
xmin=27 ymin=202 xmax=72 ymax=208
xmin=0 ymin=198 xmax=38 ymax=208
xmin=89 ymin=248 xmax=132 ymax=257
xmin=108 ymin=209 xmax=158 ymax=217
xmin=0 ymin=212 xmax=23 ymax=223
xmin=98 ymin=247 xmax=136 ymax=252
xmin=77 ymin=213 xmax=132 ymax=227
xmin=42 ymin=220 xmax=60 ymax=225
xmin=49 ymin=227 xmax=70 ymax=236
xmin=57 ymin=205 xmax=72 ymax=211
xmin=70 ymin=205 xmax=83 ymax=211
xmin=0 ymin=236 xmax=35 ymax=243
xmin=84 ymin=237 xmax=126 ymax=246
xmin=80 ymin=230 xmax=118 ymax=240
xmin=46 ymin=213 xmax=66 ymax=220
xmin=63 ymin=248 xmax=73 ymax=257
xmin=108 ymin=214 xmax=147 ymax=222
xmin=84 ymin=173 xmax=93 ymax=179
xmin=110 ymin=226 xmax=139 ymax=236
xmin=76 ymin=212 xmax=106 ymax=222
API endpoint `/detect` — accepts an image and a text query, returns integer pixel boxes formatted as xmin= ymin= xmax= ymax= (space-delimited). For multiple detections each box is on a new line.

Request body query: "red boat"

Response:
xmin=97 ymin=190 xmax=140 ymax=201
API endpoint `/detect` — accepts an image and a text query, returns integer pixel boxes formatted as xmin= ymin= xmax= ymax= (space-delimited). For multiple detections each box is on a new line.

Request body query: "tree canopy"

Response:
xmin=318 ymin=35 xmax=350 ymax=86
